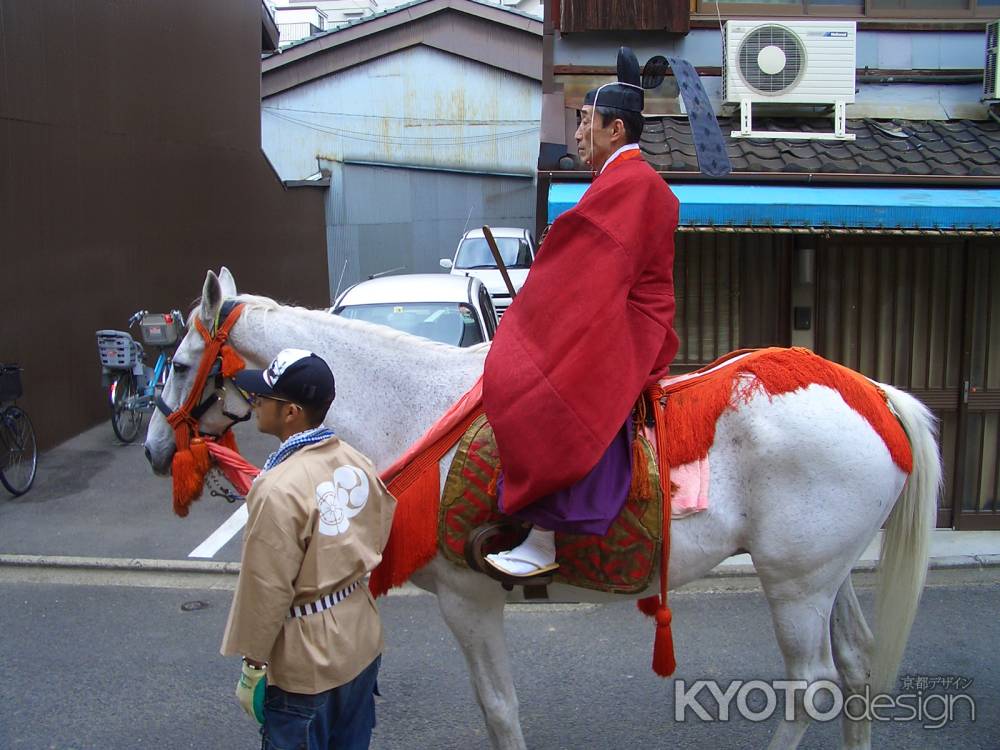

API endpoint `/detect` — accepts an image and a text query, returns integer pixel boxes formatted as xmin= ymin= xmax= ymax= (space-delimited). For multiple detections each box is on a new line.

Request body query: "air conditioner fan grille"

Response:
xmin=738 ymin=25 xmax=805 ymax=94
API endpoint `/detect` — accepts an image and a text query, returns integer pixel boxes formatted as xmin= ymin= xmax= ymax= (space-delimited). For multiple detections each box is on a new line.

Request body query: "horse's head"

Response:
xmin=144 ymin=266 xmax=253 ymax=475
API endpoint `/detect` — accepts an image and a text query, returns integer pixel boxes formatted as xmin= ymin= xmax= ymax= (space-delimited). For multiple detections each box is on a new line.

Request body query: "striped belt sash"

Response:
xmin=287 ymin=580 xmax=361 ymax=619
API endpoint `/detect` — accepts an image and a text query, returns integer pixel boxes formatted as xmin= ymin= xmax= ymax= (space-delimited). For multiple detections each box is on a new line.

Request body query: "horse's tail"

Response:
xmin=871 ymin=383 xmax=942 ymax=693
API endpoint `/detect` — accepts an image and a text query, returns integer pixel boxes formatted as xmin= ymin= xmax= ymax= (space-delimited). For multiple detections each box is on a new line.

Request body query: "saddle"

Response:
xmin=441 ymin=412 xmax=666 ymax=594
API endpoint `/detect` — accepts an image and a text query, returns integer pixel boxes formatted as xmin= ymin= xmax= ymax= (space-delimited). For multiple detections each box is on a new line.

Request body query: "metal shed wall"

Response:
xmin=262 ymin=46 xmax=541 ymax=180
xmin=326 ymin=163 xmax=536 ymax=295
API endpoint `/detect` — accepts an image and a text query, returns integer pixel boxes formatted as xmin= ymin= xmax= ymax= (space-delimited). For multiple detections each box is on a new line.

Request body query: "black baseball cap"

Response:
xmin=234 ymin=348 xmax=335 ymax=407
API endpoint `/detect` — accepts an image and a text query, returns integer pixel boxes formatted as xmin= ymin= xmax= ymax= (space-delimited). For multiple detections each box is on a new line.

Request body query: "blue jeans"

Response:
xmin=261 ymin=656 xmax=380 ymax=750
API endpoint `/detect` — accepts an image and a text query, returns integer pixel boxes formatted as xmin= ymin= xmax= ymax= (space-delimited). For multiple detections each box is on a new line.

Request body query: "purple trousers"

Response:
xmin=497 ymin=420 xmax=632 ymax=536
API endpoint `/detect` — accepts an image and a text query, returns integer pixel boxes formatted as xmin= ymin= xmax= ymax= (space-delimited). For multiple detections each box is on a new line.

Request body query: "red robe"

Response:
xmin=483 ymin=151 xmax=680 ymax=515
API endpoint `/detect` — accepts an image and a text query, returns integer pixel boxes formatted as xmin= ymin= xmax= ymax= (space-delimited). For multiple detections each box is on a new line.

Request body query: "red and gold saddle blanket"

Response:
xmin=439 ymin=413 xmax=666 ymax=594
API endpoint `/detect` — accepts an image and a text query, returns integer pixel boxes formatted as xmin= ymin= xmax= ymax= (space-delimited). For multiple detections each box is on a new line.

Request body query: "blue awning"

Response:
xmin=548 ymin=183 xmax=1000 ymax=232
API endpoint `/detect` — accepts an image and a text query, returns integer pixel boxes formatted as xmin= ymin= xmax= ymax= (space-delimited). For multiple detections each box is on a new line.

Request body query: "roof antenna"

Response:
xmin=332 ymin=258 xmax=349 ymax=304
xmin=368 ymin=265 xmax=407 ymax=280
xmin=459 ymin=204 xmax=474 ymax=240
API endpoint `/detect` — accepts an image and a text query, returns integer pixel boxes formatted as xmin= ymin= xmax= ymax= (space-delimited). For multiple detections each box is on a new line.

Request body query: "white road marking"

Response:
xmin=188 ymin=503 xmax=248 ymax=558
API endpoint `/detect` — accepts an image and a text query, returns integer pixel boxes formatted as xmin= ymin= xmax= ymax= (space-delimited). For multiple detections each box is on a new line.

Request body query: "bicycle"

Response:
xmin=96 ymin=310 xmax=185 ymax=443
xmin=0 ymin=364 xmax=38 ymax=496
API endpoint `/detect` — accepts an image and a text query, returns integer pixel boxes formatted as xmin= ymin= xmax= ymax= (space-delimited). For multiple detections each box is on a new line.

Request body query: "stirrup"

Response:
xmin=465 ymin=521 xmax=556 ymax=590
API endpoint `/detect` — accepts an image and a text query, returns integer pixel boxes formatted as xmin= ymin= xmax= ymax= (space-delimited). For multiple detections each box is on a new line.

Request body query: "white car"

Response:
xmin=331 ymin=274 xmax=498 ymax=347
xmin=439 ymin=227 xmax=536 ymax=318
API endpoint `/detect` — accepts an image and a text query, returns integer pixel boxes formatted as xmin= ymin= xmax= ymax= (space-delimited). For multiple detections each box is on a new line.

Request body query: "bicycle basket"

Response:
xmin=96 ymin=330 xmax=142 ymax=369
xmin=139 ymin=313 xmax=185 ymax=347
xmin=0 ymin=364 xmax=23 ymax=401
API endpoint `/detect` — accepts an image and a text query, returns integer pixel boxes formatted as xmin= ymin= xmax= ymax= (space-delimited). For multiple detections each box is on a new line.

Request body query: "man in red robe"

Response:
xmin=483 ymin=48 xmax=680 ymax=577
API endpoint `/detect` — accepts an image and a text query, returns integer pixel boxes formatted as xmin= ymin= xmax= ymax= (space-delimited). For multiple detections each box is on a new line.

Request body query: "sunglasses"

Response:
xmin=244 ymin=391 xmax=298 ymax=408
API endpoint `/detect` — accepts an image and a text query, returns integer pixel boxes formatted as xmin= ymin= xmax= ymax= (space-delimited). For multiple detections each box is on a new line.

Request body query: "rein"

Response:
xmin=159 ymin=302 xmax=250 ymax=516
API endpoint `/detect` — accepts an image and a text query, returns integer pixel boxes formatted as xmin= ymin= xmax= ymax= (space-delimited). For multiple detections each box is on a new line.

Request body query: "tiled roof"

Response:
xmin=641 ymin=117 xmax=1000 ymax=178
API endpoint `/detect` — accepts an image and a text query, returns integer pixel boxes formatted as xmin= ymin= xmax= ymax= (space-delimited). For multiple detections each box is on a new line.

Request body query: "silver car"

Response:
xmin=439 ymin=227 xmax=536 ymax=318
xmin=331 ymin=274 xmax=498 ymax=347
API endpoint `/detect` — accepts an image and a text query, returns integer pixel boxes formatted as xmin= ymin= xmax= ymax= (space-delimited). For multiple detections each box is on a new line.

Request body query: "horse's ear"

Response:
xmin=218 ymin=266 xmax=237 ymax=298
xmin=200 ymin=270 xmax=223 ymax=325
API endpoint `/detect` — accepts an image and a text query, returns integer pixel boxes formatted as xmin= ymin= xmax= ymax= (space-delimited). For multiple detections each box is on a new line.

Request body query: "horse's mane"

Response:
xmin=190 ymin=293 xmax=490 ymax=356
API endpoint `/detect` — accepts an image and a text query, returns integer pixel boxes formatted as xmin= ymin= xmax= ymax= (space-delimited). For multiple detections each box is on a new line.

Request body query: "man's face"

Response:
xmin=251 ymin=395 xmax=285 ymax=438
xmin=574 ymin=105 xmax=616 ymax=170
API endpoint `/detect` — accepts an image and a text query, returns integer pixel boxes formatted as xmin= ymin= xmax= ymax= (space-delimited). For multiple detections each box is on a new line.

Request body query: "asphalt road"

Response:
xmin=0 ymin=573 xmax=996 ymax=750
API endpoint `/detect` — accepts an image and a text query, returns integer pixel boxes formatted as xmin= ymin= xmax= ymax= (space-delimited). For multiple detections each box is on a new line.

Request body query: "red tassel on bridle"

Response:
xmin=167 ymin=304 xmax=247 ymax=517
xmin=221 ymin=345 xmax=245 ymax=379
xmin=171 ymin=432 xmax=243 ymax=516
xmin=171 ymin=446 xmax=199 ymax=517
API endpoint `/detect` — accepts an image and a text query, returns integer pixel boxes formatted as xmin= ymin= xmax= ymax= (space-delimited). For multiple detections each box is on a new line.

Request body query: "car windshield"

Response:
xmin=454 ymin=237 xmax=532 ymax=270
xmin=336 ymin=302 xmax=485 ymax=347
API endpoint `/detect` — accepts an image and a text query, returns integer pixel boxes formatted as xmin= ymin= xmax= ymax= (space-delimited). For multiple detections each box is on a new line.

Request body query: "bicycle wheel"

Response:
xmin=110 ymin=372 xmax=144 ymax=443
xmin=0 ymin=406 xmax=38 ymax=496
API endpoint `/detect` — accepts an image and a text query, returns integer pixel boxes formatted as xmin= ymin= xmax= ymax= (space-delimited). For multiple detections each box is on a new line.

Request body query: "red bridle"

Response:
xmin=158 ymin=303 xmax=248 ymax=516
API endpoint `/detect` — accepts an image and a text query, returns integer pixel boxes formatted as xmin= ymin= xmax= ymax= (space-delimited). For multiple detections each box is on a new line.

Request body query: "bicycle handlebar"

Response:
xmin=126 ymin=309 xmax=186 ymax=329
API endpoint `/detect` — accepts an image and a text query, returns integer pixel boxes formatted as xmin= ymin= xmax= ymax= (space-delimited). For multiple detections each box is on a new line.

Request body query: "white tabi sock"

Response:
xmin=486 ymin=527 xmax=556 ymax=575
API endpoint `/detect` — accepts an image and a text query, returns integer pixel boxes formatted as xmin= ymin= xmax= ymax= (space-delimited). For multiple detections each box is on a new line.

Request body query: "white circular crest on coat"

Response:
xmin=315 ymin=465 xmax=371 ymax=536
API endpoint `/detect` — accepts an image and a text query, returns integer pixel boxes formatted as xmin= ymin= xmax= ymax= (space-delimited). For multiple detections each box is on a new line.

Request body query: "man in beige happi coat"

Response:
xmin=221 ymin=348 xmax=396 ymax=749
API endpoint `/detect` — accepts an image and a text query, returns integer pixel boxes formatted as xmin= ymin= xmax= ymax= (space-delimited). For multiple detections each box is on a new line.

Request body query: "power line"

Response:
xmin=264 ymin=109 xmax=539 ymax=146
xmin=262 ymin=105 xmax=538 ymax=125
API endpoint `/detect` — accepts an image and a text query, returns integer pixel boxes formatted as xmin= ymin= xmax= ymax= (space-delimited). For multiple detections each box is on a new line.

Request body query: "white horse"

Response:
xmin=145 ymin=269 xmax=941 ymax=750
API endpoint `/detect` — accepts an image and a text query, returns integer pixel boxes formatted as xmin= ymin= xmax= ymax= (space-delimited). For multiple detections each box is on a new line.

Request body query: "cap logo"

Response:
xmin=263 ymin=361 xmax=281 ymax=388
xmin=263 ymin=348 xmax=312 ymax=388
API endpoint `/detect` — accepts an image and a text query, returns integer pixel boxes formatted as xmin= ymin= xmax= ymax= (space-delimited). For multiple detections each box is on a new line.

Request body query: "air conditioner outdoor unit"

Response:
xmin=723 ymin=20 xmax=857 ymax=141
xmin=985 ymin=20 xmax=999 ymax=101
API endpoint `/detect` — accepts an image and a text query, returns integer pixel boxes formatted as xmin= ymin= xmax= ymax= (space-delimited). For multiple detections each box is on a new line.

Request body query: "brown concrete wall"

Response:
xmin=0 ymin=0 xmax=327 ymax=450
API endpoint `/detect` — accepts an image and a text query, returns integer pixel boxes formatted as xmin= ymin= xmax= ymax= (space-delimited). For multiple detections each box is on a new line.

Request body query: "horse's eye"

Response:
xmin=172 ymin=362 xmax=190 ymax=375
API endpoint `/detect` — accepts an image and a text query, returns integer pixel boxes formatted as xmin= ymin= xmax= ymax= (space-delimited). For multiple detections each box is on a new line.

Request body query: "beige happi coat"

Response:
xmin=221 ymin=436 xmax=396 ymax=694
